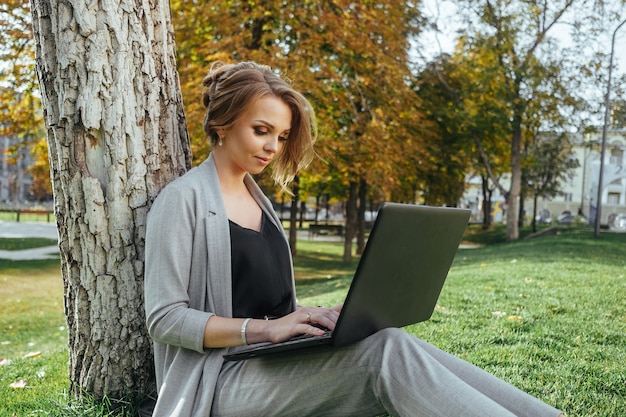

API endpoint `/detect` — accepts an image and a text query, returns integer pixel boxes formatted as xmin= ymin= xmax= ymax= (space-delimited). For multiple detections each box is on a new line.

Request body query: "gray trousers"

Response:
xmin=212 ymin=328 xmax=562 ymax=417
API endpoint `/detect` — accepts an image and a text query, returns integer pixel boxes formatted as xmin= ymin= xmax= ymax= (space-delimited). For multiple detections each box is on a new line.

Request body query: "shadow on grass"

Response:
xmin=293 ymin=241 xmax=359 ymax=299
xmin=0 ymin=257 xmax=61 ymax=271
xmin=456 ymin=228 xmax=626 ymax=268
xmin=0 ymin=237 xmax=58 ymax=251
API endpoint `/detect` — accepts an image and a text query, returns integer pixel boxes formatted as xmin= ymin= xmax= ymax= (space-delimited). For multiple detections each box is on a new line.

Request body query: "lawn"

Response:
xmin=1 ymin=227 xmax=625 ymax=416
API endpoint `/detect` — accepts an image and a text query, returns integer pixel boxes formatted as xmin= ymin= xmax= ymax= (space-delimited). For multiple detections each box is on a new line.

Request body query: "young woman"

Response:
xmin=144 ymin=61 xmax=564 ymax=417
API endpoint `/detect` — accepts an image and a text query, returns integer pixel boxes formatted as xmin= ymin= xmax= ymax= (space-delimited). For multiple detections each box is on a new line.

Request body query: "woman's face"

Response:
xmin=219 ymin=95 xmax=292 ymax=176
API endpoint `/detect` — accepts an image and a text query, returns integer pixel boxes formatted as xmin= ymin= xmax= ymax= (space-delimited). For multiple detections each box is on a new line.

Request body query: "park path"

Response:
xmin=0 ymin=220 xmax=476 ymax=261
xmin=0 ymin=221 xmax=59 ymax=260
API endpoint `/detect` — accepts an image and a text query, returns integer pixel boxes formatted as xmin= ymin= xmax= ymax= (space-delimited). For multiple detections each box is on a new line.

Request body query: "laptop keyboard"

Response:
xmin=283 ymin=330 xmax=332 ymax=344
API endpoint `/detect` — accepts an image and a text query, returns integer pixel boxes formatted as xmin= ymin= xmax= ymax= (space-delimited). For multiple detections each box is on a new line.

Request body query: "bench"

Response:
xmin=16 ymin=209 xmax=54 ymax=223
xmin=308 ymin=223 xmax=344 ymax=238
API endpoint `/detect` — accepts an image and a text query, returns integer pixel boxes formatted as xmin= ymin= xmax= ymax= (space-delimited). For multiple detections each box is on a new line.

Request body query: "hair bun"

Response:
xmin=201 ymin=61 xmax=230 ymax=108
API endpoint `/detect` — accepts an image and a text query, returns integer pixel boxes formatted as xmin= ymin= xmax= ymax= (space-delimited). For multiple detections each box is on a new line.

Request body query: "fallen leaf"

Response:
xmin=10 ymin=379 xmax=27 ymax=389
xmin=0 ymin=358 xmax=12 ymax=366
xmin=507 ymin=315 xmax=524 ymax=323
xmin=435 ymin=305 xmax=449 ymax=313
xmin=24 ymin=351 xmax=41 ymax=359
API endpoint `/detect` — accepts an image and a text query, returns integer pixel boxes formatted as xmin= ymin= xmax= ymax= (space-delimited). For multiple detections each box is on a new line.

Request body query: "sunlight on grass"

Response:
xmin=298 ymin=230 xmax=626 ymax=417
xmin=0 ymin=261 xmax=68 ymax=415
xmin=1 ymin=230 xmax=625 ymax=416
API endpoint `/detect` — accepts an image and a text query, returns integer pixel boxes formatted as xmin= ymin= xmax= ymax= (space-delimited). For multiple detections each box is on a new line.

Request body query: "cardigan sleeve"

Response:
xmin=144 ymin=183 xmax=213 ymax=354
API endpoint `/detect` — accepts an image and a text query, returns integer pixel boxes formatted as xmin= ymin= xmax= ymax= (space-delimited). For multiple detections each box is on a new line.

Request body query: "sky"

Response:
xmin=416 ymin=0 xmax=626 ymax=81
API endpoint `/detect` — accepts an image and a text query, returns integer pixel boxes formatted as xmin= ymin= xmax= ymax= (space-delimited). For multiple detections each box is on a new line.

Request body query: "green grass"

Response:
xmin=0 ymin=211 xmax=55 ymax=223
xmin=0 ymin=261 xmax=68 ymax=416
xmin=402 ymin=230 xmax=626 ymax=416
xmin=1 ymin=229 xmax=625 ymax=416
xmin=0 ymin=237 xmax=58 ymax=251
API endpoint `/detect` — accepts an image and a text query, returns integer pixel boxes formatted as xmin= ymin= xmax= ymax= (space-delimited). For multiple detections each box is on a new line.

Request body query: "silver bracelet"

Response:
xmin=241 ymin=318 xmax=252 ymax=346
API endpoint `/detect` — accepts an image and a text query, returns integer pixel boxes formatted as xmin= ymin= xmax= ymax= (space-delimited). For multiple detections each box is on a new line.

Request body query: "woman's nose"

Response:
xmin=265 ymin=135 xmax=281 ymax=152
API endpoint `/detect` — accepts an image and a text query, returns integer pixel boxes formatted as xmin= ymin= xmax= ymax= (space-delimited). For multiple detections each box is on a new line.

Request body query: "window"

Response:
xmin=610 ymin=148 xmax=624 ymax=165
xmin=608 ymin=193 xmax=620 ymax=205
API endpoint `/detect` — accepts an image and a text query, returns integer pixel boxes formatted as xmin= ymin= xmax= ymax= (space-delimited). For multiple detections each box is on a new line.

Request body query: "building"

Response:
xmin=463 ymin=129 xmax=626 ymax=226
xmin=0 ymin=135 xmax=34 ymax=204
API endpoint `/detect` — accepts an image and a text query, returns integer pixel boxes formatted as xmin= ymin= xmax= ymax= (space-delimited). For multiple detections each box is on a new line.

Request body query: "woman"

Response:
xmin=144 ymin=61 xmax=564 ymax=417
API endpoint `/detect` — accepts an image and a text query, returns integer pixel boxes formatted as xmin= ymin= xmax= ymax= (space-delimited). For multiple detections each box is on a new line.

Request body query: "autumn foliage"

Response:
xmin=1 ymin=0 xmax=51 ymax=202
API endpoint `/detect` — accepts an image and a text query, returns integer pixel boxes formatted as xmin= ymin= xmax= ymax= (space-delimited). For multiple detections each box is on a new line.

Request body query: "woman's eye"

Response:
xmin=254 ymin=128 xmax=268 ymax=135
xmin=279 ymin=135 xmax=289 ymax=142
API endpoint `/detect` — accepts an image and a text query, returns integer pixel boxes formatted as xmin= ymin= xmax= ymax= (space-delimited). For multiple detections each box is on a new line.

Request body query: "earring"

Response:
xmin=218 ymin=136 xmax=223 ymax=146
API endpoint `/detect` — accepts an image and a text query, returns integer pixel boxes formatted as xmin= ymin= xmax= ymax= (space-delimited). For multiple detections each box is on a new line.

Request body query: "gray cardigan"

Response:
xmin=144 ymin=154 xmax=295 ymax=416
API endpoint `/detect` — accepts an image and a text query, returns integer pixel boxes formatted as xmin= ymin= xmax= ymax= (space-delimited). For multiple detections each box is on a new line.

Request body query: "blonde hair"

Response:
xmin=201 ymin=61 xmax=317 ymax=189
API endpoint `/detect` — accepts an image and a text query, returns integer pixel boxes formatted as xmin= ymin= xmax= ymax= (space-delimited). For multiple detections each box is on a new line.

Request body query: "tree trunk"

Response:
xmin=356 ymin=177 xmax=366 ymax=256
xmin=518 ymin=189 xmax=525 ymax=229
xmin=343 ymin=181 xmax=358 ymax=263
xmin=506 ymin=87 xmax=524 ymax=241
xmin=532 ymin=194 xmax=539 ymax=233
xmin=289 ymin=176 xmax=299 ymax=256
xmin=30 ymin=0 xmax=190 ymax=402
xmin=481 ymin=175 xmax=492 ymax=230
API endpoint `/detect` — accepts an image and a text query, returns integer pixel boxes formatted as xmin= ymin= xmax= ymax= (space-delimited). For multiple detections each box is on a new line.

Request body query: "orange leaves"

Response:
xmin=171 ymin=0 xmax=428 ymax=201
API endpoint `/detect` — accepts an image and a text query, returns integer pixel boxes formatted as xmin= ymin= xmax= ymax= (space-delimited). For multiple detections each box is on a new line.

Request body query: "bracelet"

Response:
xmin=241 ymin=318 xmax=252 ymax=346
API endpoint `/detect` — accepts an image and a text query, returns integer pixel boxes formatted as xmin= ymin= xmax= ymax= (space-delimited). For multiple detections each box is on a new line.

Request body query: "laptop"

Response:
xmin=223 ymin=202 xmax=471 ymax=361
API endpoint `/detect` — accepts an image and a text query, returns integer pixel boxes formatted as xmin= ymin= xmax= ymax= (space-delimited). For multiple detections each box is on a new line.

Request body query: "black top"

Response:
xmin=230 ymin=211 xmax=295 ymax=319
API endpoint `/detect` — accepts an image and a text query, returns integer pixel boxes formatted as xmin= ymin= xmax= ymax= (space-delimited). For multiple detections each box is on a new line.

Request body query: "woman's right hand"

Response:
xmin=260 ymin=306 xmax=341 ymax=344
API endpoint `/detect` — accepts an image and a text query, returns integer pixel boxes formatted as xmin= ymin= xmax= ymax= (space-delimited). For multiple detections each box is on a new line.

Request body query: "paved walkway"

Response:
xmin=0 ymin=221 xmax=59 ymax=260
xmin=0 ymin=220 xmax=475 ymax=261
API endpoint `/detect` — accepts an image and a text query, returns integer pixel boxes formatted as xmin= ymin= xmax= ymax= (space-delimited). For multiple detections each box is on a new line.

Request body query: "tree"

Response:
xmin=27 ymin=137 xmax=52 ymax=201
xmin=414 ymin=50 xmax=511 ymax=230
xmin=522 ymin=133 xmax=579 ymax=232
xmin=1 ymin=0 xmax=46 ymax=202
xmin=425 ymin=0 xmax=599 ymax=240
xmin=414 ymin=54 xmax=475 ymax=207
xmin=171 ymin=0 xmax=427 ymax=262
xmin=611 ymin=96 xmax=626 ymax=128
xmin=30 ymin=0 xmax=190 ymax=405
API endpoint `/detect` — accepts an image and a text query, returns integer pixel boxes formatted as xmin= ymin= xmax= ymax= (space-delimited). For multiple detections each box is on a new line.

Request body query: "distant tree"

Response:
xmin=414 ymin=54 xmax=474 ymax=207
xmin=1 ymin=0 xmax=47 ymax=202
xmin=430 ymin=0 xmax=597 ymax=240
xmin=414 ymin=50 xmax=510 ymax=232
xmin=27 ymin=137 xmax=52 ymax=201
xmin=522 ymin=133 xmax=580 ymax=232
xmin=611 ymin=96 xmax=626 ymax=129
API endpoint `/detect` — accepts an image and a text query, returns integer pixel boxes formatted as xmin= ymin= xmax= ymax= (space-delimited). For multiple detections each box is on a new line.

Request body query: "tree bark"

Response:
xmin=289 ymin=175 xmax=299 ymax=256
xmin=356 ymin=177 xmax=366 ymax=256
xmin=506 ymin=91 xmax=524 ymax=241
xmin=30 ymin=0 xmax=191 ymax=401
xmin=343 ymin=181 xmax=358 ymax=263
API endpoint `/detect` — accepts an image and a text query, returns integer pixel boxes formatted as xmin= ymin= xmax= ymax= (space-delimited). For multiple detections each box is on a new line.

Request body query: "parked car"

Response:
xmin=608 ymin=213 xmax=626 ymax=232
xmin=557 ymin=211 xmax=574 ymax=224
xmin=535 ymin=209 xmax=552 ymax=224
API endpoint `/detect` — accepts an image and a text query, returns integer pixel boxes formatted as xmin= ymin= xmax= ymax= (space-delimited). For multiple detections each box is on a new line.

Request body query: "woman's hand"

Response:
xmin=203 ymin=304 xmax=344 ymax=348
xmin=260 ymin=305 xmax=342 ymax=344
